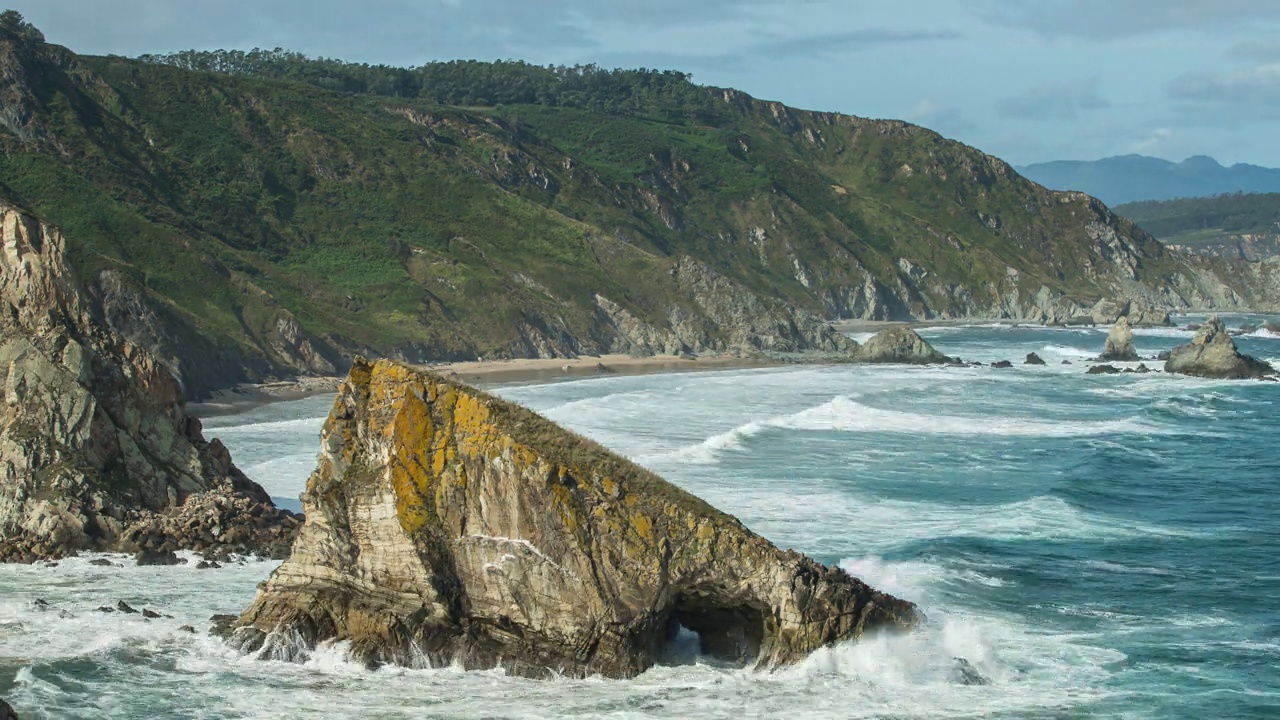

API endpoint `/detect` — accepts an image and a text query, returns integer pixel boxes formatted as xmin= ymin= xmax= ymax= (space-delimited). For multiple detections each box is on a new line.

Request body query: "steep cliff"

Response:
xmin=0 ymin=202 xmax=298 ymax=561
xmin=0 ymin=27 xmax=1273 ymax=397
xmin=233 ymin=358 xmax=919 ymax=678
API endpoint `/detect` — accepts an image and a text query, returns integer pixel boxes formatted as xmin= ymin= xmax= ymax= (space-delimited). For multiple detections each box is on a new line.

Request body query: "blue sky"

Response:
xmin=14 ymin=0 xmax=1280 ymax=166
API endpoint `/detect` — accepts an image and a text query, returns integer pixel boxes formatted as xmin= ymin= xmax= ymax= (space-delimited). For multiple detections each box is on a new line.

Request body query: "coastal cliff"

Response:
xmin=0 ymin=203 xmax=297 ymax=561
xmin=233 ymin=358 xmax=919 ymax=678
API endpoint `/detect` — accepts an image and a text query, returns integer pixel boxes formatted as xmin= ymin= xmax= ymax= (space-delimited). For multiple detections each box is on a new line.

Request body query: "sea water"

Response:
xmin=1 ymin=317 xmax=1278 ymax=719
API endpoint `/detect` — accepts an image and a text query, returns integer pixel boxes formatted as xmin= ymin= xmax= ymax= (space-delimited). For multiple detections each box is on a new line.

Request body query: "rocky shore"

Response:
xmin=1165 ymin=318 xmax=1275 ymax=380
xmin=0 ymin=204 xmax=300 ymax=561
xmin=229 ymin=358 xmax=920 ymax=678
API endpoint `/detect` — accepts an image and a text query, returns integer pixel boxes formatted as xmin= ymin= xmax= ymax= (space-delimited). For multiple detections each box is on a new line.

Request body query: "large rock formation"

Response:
xmin=855 ymin=327 xmax=950 ymax=365
xmin=0 ymin=203 xmax=298 ymax=561
xmin=232 ymin=359 xmax=920 ymax=678
xmin=1165 ymin=318 xmax=1275 ymax=379
xmin=1099 ymin=317 xmax=1139 ymax=362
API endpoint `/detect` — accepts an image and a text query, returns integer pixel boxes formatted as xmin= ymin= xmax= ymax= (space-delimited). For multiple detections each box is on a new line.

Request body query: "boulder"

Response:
xmin=855 ymin=327 xmax=950 ymax=365
xmin=231 ymin=359 xmax=920 ymax=679
xmin=991 ymin=360 xmax=1013 ymax=369
xmin=1165 ymin=318 xmax=1275 ymax=379
xmin=135 ymin=550 xmax=183 ymax=567
xmin=1087 ymin=364 xmax=1122 ymax=375
xmin=1024 ymin=352 xmax=1046 ymax=366
xmin=0 ymin=698 xmax=15 ymax=720
xmin=1099 ymin=317 xmax=1139 ymax=362
xmin=0 ymin=203 xmax=302 ymax=561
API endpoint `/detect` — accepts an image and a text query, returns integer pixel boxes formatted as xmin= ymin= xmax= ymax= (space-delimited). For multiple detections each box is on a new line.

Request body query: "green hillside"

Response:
xmin=1116 ymin=194 xmax=1280 ymax=260
xmin=0 ymin=15 xmax=1240 ymax=397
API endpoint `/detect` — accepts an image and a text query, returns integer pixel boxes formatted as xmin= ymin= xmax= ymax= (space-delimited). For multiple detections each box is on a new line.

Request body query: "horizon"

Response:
xmin=10 ymin=1 xmax=1280 ymax=168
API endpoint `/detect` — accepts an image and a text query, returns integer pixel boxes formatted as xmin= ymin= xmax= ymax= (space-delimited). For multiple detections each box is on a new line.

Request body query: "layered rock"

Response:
xmin=1165 ymin=318 xmax=1275 ymax=380
xmin=855 ymin=327 xmax=950 ymax=365
xmin=0 ymin=203 xmax=298 ymax=561
xmin=232 ymin=359 xmax=919 ymax=678
xmin=1099 ymin=317 xmax=1139 ymax=362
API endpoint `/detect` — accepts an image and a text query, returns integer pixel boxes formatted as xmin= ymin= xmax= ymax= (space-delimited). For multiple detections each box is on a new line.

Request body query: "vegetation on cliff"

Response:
xmin=1116 ymin=193 xmax=1280 ymax=260
xmin=0 ymin=17 xmax=1268 ymax=397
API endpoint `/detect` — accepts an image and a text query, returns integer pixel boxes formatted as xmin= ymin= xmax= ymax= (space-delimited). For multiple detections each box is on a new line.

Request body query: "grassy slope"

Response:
xmin=1116 ymin=194 xmax=1280 ymax=248
xmin=0 ymin=36 xmax=1194 ymax=394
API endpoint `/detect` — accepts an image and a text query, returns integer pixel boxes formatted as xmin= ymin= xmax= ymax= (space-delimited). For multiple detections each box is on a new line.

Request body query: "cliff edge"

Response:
xmin=0 ymin=203 xmax=297 ymax=561
xmin=233 ymin=358 xmax=920 ymax=678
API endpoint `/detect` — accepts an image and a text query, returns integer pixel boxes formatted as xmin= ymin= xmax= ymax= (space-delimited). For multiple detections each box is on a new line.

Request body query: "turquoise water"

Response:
xmin=1 ymin=318 xmax=1278 ymax=718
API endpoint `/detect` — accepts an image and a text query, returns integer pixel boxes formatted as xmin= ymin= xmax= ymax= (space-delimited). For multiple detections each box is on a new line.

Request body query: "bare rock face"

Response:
xmin=233 ymin=359 xmax=920 ymax=678
xmin=856 ymin=327 xmax=950 ymax=365
xmin=1165 ymin=318 xmax=1275 ymax=380
xmin=1099 ymin=317 xmax=1139 ymax=362
xmin=0 ymin=203 xmax=298 ymax=561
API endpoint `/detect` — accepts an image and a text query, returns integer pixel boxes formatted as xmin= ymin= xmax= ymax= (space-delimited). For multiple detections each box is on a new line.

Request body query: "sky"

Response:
xmin=13 ymin=0 xmax=1280 ymax=167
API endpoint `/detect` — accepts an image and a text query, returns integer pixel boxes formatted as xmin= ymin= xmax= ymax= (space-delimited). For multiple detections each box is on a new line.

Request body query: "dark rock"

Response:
xmin=210 ymin=614 xmax=239 ymax=640
xmin=952 ymin=657 xmax=992 ymax=686
xmin=31 ymin=599 xmax=49 ymax=610
xmin=135 ymin=549 xmax=184 ymax=566
xmin=856 ymin=327 xmax=951 ymax=365
xmin=1166 ymin=318 xmax=1275 ymax=379
xmin=196 ymin=560 xmax=222 ymax=570
xmin=1024 ymin=352 xmax=1046 ymax=366
xmin=1157 ymin=350 xmax=1171 ymax=361
xmin=89 ymin=558 xmax=119 ymax=567
xmin=96 ymin=606 xmax=114 ymax=613
xmin=0 ymin=698 xmax=16 ymax=720
xmin=1087 ymin=364 xmax=1122 ymax=375
xmin=991 ymin=360 xmax=1013 ymax=369
xmin=1135 ymin=363 xmax=1152 ymax=374
xmin=116 ymin=601 xmax=138 ymax=614
xmin=179 ymin=625 xmax=196 ymax=634
xmin=1062 ymin=360 xmax=1072 ymax=365
xmin=142 ymin=609 xmax=162 ymax=619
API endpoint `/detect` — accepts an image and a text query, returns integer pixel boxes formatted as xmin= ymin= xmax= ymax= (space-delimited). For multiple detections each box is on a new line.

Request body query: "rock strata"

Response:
xmin=1099 ymin=317 xmax=1139 ymax=362
xmin=0 ymin=203 xmax=299 ymax=561
xmin=855 ymin=327 xmax=950 ymax=364
xmin=232 ymin=359 xmax=920 ymax=679
xmin=1165 ymin=318 xmax=1275 ymax=379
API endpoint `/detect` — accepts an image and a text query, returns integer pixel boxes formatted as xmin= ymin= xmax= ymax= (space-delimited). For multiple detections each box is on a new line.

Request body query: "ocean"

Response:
xmin=2 ymin=317 xmax=1278 ymax=719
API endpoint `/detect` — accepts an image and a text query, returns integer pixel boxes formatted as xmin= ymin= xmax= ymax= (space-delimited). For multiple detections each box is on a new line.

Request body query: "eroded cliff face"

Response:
xmin=0 ymin=203 xmax=297 ymax=561
xmin=233 ymin=358 xmax=919 ymax=678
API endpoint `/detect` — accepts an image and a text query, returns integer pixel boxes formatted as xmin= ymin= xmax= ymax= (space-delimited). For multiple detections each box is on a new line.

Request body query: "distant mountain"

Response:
xmin=1017 ymin=155 xmax=1280 ymax=205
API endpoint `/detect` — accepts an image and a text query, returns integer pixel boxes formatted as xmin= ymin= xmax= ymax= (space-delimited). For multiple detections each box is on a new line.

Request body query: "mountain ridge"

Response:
xmin=0 ymin=25 xmax=1274 ymax=398
xmin=1018 ymin=154 xmax=1280 ymax=205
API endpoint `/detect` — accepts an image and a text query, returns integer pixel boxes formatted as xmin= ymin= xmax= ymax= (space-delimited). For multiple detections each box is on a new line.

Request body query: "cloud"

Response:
xmin=1167 ymin=63 xmax=1280 ymax=120
xmin=976 ymin=0 xmax=1280 ymax=38
xmin=749 ymin=28 xmax=961 ymax=59
xmin=996 ymin=78 xmax=1110 ymax=121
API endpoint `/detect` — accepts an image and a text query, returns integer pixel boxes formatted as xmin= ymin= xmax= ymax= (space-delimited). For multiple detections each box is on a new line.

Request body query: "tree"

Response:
xmin=0 ymin=9 xmax=44 ymax=42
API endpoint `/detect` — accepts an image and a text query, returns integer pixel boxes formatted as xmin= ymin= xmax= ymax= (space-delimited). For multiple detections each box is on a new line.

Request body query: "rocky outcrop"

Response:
xmin=0 ymin=203 xmax=299 ymax=561
xmin=1165 ymin=318 xmax=1275 ymax=379
xmin=1024 ymin=352 xmax=1046 ymax=365
xmin=0 ymin=697 xmax=16 ymax=720
xmin=1099 ymin=317 xmax=1139 ymax=362
xmin=232 ymin=359 xmax=919 ymax=678
xmin=855 ymin=327 xmax=950 ymax=365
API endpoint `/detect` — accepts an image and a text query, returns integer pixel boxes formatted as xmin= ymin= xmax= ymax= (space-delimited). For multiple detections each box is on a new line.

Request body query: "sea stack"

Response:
xmin=856 ymin=327 xmax=951 ymax=365
xmin=232 ymin=359 xmax=920 ymax=678
xmin=1099 ymin=317 xmax=1139 ymax=362
xmin=1165 ymin=318 xmax=1274 ymax=379
xmin=0 ymin=204 xmax=298 ymax=561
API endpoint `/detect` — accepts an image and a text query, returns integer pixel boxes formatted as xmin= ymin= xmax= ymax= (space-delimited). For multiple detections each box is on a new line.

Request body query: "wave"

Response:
xmin=201 ymin=416 xmax=326 ymax=436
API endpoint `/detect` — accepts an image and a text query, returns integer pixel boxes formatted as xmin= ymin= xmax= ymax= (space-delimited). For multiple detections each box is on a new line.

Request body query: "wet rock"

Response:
xmin=1156 ymin=350 xmax=1172 ymax=361
xmin=233 ymin=359 xmax=920 ymax=679
xmin=179 ymin=625 xmax=196 ymax=634
xmin=1099 ymin=317 xmax=1138 ymax=362
xmin=142 ymin=609 xmax=162 ymax=619
xmin=952 ymin=657 xmax=992 ymax=686
xmin=96 ymin=606 xmax=114 ymax=613
xmin=1024 ymin=352 xmax=1046 ymax=365
xmin=0 ymin=698 xmax=16 ymax=720
xmin=1165 ymin=318 xmax=1275 ymax=380
xmin=594 ymin=362 xmax=616 ymax=374
xmin=991 ymin=360 xmax=1013 ymax=369
xmin=1135 ymin=363 xmax=1152 ymax=374
xmin=196 ymin=560 xmax=221 ymax=570
xmin=135 ymin=550 xmax=183 ymax=567
xmin=855 ymin=327 xmax=951 ymax=365
xmin=209 ymin=614 xmax=238 ymax=640
xmin=89 ymin=558 xmax=120 ymax=567
xmin=1062 ymin=360 xmax=1072 ymax=365
xmin=116 ymin=601 xmax=138 ymax=614
xmin=1087 ymin=364 xmax=1122 ymax=375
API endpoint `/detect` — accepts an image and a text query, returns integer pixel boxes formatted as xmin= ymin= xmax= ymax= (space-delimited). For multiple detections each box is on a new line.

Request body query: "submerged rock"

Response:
xmin=1087 ymin=364 xmax=1122 ymax=375
xmin=1165 ymin=318 xmax=1274 ymax=379
xmin=1024 ymin=352 xmax=1046 ymax=366
xmin=233 ymin=359 xmax=920 ymax=679
xmin=1099 ymin=317 xmax=1138 ymax=362
xmin=952 ymin=657 xmax=992 ymax=686
xmin=991 ymin=360 xmax=1013 ymax=369
xmin=0 ymin=203 xmax=301 ymax=561
xmin=855 ymin=327 xmax=950 ymax=365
